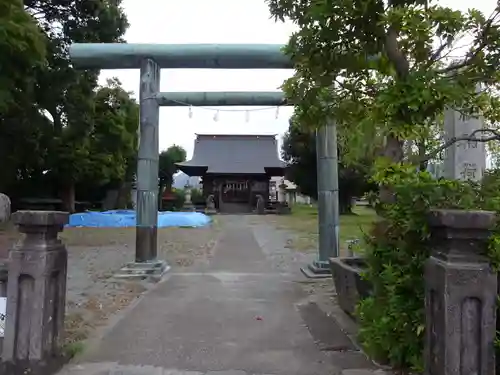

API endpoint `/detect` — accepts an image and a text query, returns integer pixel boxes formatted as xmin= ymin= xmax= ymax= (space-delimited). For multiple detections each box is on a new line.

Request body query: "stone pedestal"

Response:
xmin=183 ymin=188 xmax=195 ymax=211
xmin=2 ymin=211 xmax=69 ymax=375
xmin=205 ymin=195 xmax=217 ymax=215
xmin=256 ymin=194 xmax=265 ymax=215
xmin=425 ymin=209 xmax=497 ymax=375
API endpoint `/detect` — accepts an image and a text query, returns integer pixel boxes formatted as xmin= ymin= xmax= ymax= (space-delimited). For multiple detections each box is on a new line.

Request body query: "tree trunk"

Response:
xmin=158 ymin=183 xmax=165 ymax=211
xmin=379 ymin=135 xmax=404 ymax=205
xmin=418 ymin=141 xmax=427 ymax=171
xmin=380 ymin=19 xmax=409 ymax=204
xmin=60 ymin=182 xmax=76 ymax=213
xmin=115 ymin=182 xmax=131 ymax=209
xmin=340 ymin=199 xmax=353 ymax=215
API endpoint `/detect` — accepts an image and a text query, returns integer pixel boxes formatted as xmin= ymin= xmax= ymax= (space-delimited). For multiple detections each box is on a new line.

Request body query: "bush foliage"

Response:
xmin=161 ymin=188 xmax=185 ymax=211
xmin=357 ymin=164 xmax=500 ymax=373
xmin=190 ymin=188 xmax=205 ymax=205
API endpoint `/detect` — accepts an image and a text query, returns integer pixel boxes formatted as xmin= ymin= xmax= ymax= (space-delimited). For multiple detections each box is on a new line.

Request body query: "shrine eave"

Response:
xmin=176 ymin=163 xmax=208 ymax=177
xmin=176 ymin=162 xmax=286 ymax=177
xmin=264 ymin=166 xmax=287 ymax=177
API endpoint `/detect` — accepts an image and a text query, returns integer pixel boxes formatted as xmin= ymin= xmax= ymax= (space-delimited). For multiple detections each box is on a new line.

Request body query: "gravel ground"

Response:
xmin=247 ymin=215 xmax=347 ymax=319
xmin=0 ymin=214 xmax=344 ymax=353
xmin=247 ymin=208 xmax=376 ymax=256
xmin=0 ymin=219 xmax=222 ymax=347
xmin=248 ymin=217 xmax=317 ymax=273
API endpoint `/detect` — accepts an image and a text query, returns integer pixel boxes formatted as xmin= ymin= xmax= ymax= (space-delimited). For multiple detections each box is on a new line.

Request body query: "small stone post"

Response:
xmin=425 ymin=209 xmax=497 ymax=375
xmin=2 ymin=211 xmax=69 ymax=375
xmin=0 ymin=193 xmax=11 ymax=224
xmin=256 ymin=194 xmax=265 ymax=215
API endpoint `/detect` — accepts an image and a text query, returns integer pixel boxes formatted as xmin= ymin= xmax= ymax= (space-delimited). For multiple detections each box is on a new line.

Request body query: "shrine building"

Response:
xmin=176 ymin=134 xmax=286 ymax=213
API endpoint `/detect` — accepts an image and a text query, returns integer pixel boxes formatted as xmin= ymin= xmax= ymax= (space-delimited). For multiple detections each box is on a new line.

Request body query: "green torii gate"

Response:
xmin=69 ymin=43 xmax=339 ymax=278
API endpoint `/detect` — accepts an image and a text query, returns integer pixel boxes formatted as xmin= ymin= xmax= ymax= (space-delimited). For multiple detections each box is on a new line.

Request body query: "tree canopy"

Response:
xmin=0 ymin=0 xmax=48 ymax=194
xmin=159 ymin=145 xmax=187 ymax=193
xmin=267 ymin=0 xmax=500 ymax=182
xmin=0 ymin=0 xmax=46 ymax=112
xmin=29 ymin=0 xmax=129 ymax=210
xmin=282 ymin=120 xmax=375 ymax=213
xmin=88 ymin=78 xmax=139 ymax=184
xmin=1 ymin=0 xmax=136 ymax=212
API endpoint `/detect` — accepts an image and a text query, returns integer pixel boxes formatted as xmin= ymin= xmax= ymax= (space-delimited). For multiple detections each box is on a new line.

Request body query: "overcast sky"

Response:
xmin=98 ymin=0 xmax=497 ymax=159
xmin=98 ymin=0 xmax=296 ymax=158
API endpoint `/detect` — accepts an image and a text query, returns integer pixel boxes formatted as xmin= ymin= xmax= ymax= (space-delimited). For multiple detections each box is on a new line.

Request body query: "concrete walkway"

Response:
xmin=59 ymin=216 xmax=378 ymax=375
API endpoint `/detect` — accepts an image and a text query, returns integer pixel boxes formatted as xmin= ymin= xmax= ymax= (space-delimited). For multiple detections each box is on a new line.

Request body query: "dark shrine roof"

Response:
xmin=176 ymin=134 xmax=286 ymax=176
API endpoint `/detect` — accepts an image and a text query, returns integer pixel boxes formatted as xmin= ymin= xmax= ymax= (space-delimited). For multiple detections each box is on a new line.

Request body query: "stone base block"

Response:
xmin=301 ymin=260 xmax=332 ymax=279
xmin=330 ymin=257 xmax=372 ymax=317
xmin=205 ymin=208 xmax=217 ymax=215
xmin=182 ymin=204 xmax=195 ymax=212
xmin=114 ymin=260 xmax=170 ymax=281
xmin=425 ymin=255 xmax=496 ymax=375
xmin=1 ymin=355 xmax=66 ymax=375
xmin=276 ymin=203 xmax=292 ymax=215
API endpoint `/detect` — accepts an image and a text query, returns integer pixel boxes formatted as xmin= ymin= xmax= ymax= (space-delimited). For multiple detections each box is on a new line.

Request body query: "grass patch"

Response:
xmin=62 ymin=341 xmax=85 ymax=359
xmin=1 ymin=220 xmax=219 ymax=248
xmin=275 ymin=204 xmax=378 ymax=254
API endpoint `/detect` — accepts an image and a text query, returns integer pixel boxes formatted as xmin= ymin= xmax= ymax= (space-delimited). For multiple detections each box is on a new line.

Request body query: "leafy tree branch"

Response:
xmin=418 ymin=128 xmax=500 ymax=163
xmin=437 ymin=9 xmax=500 ymax=74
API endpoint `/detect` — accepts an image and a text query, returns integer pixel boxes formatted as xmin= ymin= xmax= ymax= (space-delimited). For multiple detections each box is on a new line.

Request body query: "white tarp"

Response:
xmin=0 ymin=297 xmax=6 ymax=337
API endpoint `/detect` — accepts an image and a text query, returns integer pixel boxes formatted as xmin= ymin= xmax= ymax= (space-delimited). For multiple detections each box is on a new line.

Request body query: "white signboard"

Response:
xmin=0 ymin=297 xmax=6 ymax=337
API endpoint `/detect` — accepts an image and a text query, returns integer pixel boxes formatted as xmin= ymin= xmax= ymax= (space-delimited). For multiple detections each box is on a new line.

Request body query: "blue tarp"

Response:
xmin=67 ymin=210 xmax=211 ymax=228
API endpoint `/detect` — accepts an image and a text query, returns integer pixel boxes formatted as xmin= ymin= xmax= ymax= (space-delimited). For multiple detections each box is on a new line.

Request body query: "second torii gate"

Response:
xmin=69 ymin=43 xmax=339 ymax=278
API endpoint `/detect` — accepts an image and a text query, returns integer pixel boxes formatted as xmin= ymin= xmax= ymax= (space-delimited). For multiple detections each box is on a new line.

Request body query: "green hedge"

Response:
xmin=357 ymin=165 xmax=500 ymax=373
